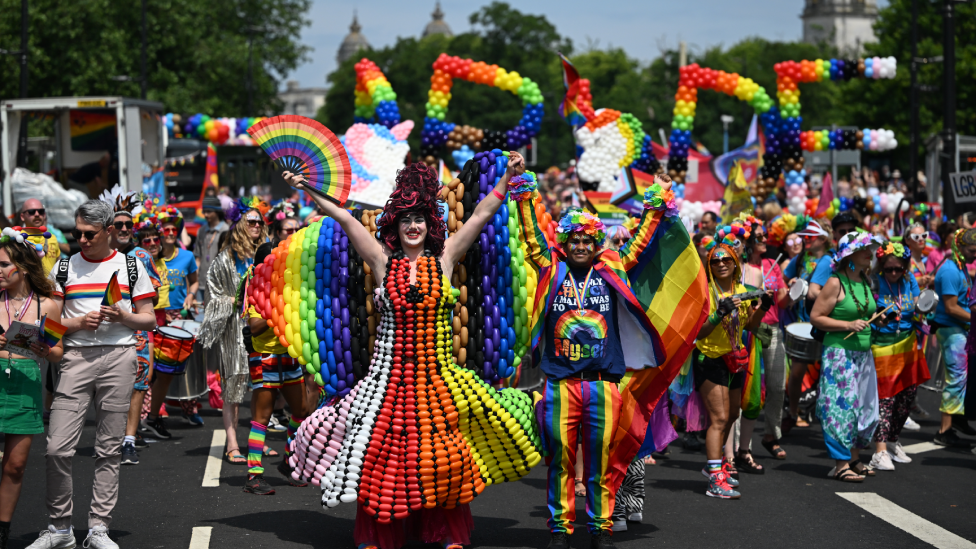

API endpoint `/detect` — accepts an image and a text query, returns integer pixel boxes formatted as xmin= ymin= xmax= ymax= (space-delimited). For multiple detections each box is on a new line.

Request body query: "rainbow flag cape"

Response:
xmin=102 ymin=271 xmax=123 ymax=306
xmin=557 ymin=52 xmax=587 ymax=127
xmin=40 ymin=315 xmax=67 ymax=348
xmin=740 ymin=332 xmax=766 ymax=420
xmin=872 ymin=332 xmax=930 ymax=400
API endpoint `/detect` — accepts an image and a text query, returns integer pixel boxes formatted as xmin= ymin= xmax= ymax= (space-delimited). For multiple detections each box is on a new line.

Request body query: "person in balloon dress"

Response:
xmin=281 ymin=156 xmax=542 ymax=549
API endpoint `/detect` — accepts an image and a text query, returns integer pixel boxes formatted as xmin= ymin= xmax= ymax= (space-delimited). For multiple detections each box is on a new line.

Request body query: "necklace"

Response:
xmin=3 ymin=289 xmax=34 ymax=325
xmin=842 ymin=273 xmax=870 ymax=317
xmin=565 ymin=267 xmax=594 ymax=315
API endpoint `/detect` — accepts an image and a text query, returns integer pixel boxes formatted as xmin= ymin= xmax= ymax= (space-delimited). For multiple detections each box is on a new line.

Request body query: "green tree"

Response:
xmin=0 ymin=0 xmax=311 ymax=116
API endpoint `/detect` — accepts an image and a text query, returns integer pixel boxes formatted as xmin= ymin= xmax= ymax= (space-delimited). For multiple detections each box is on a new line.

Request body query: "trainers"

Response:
xmin=869 ymin=451 xmax=894 ymax=471
xmin=267 ymin=415 xmax=287 ymax=432
xmin=705 ymin=471 xmax=741 ymax=499
xmin=902 ymin=417 xmax=921 ymax=431
xmin=182 ymin=412 xmax=204 ymax=427
xmin=243 ymin=474 xmax=275 ymax=495
xmin=722 ymin=458 xmax=740 ymax=486
xmin=140 ymin=416 xmax=171 ymax=439
xmin=277 ymin=459 xmax=308 ymax=487
xmin=546 ymin=532 xmax=570 ymax=549
xmin=951 ymin=415 xmax=976 ymax=436
xmin=888 ymin=442 xmax=912 ymax=463
xmin=589 ymin=529 xmax=615 ymax=549
xmin=700 ymin=465 xmax=739 ymax=487
xmin=121 ymin=443 xmax=139 ymax=465
xmin=611 ymin=520 xmax=627 ymax=532
xmin=934 ymin=428 xmax=972 ymax=449
xmin=133 ymin=433 xmax=148 ymax=448
xmin=910 ymin=401 xmax=930 ymax=420
xmin=82 ymin=525 xmax=117 ymax=549
xmin=626 ymin=512 xmax=642 ymax=522
xmin=26 ymin=525 xmax=76 ymax=549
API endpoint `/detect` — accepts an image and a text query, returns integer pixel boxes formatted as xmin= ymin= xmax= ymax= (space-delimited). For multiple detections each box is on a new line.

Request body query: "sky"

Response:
xmin=285 ymin=0 xmax=889 ymax=90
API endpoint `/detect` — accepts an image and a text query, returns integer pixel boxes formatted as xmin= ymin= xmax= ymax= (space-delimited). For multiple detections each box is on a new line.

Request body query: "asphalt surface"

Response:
xmin=4 ymin=384 xmax=974 ymax=549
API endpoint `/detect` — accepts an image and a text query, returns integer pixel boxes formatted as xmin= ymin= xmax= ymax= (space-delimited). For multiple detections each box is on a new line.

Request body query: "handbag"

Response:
xmin=755 ymin=322 xmax=773 ymax=348
xmin=722 ymin=345 xmax=750 ymax=374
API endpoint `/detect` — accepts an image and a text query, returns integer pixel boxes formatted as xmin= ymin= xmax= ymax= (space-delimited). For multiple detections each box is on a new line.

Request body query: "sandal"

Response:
xmin=833 ymin=466 xmax=864 ymax=483
xmin=761 ymin=438 xmax=787 ymax=460
xmin=225 ymin=449 xmax=246 ymax=464
xmin=574 ymin=478 xmax=586 ymax=497
xmin=734 ymin=451 xmax=765 ymax=475
xmin=643 ymin=455 xmax=657 ymax=465
xmin=263 ymin=445 xmax=279 ymax=457
xmin=849 ymin=461 xmax=875 ymax=477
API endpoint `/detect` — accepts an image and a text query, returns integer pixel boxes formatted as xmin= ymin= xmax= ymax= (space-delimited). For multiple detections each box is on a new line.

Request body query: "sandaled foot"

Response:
xmin=833 ymin=466 xmax=864 ymax=483
xmin=850 ymin=461 xmax=875 ymax=477
xmin=761 ymin=438 xmax=787 ymax=460
xmin=226 ymin=449 xmax=246 ymax=464
xmin=263 ymin=445 xmax=279 ymax=457
xmin=734 ymin=451 xmax=764 ymax=475
xmin=574 ymin=478 xmax=586 ymax=497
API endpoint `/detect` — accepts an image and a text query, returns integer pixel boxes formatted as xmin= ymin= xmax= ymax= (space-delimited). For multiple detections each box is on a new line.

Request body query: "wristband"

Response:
xmin=492 ymin=188 xmax=506 ymax=201
xmin=708 ymin=312 xmax=721 ymax=325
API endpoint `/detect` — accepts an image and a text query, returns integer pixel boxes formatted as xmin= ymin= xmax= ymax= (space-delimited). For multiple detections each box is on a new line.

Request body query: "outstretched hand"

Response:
xmin=506 ymin=152 xmax=526 ymax=177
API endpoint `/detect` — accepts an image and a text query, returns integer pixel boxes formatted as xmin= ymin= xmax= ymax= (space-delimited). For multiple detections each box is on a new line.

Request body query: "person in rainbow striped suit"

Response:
xmin=515 ymin=174 xmax=707 ymax=549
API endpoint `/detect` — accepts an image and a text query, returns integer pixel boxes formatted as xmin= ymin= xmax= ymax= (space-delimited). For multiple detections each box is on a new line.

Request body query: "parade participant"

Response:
xmin=932 ymin=228 xmax=976 ymax=447
xmin=142 ymin=207 xmax=200 ymax=437
xmin=699 ymin=211 xmax=718 ymax=236
xmin=28 ymin=200 xmax=155 ymax=549
xmin=0 ymin=231 xmax=64 ymax=549
xmin=694 ymin=233 xmax=769 ymax=499
xmin=904 ymin=223 xmax=934 ymax=289
xmin=282 ymin=155 xmax=531 ymax=549
xmin=782 ymin=219 xmax=833 ymax=432
xmin=199 ymin=198 xmax=269 ymax=467
xmin=869 ymin=241 xmax=929 ymax=471
xmin=767 ymin=213 xmax=804 ymax=274
xmin=927 ymin=222 xmax=957 ymax=275
xmin=19 ymin=199 xmax=70 ymax=255
xmin=810 ymin=232 xmax=883 ymax=482
xmin=738 ymin=217 xmax=791 ymax=462
xmin=831 ymin=211 xmax=859 ymax=247
xmin=605 ymin=226 xmax=631 ymax=253
xmin=266 ymin=201 xmax=300 ymax=244
xmin=18 ymin=199 xmax=61 ymax=274
xmin=103 ymin=192 xmax=163 ymax=466
xmin=193 ymin=196 xmax=228 ymax=303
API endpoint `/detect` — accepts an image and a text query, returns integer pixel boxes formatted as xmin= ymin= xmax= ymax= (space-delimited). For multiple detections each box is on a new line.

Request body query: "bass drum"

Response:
xmin=784 ymin=322 xmax=822 ymax=363
xmin=165 ymin=320 xmax=209 ymax=401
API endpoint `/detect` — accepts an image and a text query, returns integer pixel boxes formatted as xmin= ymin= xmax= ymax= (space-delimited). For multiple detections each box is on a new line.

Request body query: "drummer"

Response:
xmin=904 ymin=223 xmax=934 ymax=289
xmin=781 ymin=218 xmax=834 ymax=432
xmin=868 ymin=241 xmax=930 ymax=471
xmin=767 ymin=213 xmax=804 ymax=275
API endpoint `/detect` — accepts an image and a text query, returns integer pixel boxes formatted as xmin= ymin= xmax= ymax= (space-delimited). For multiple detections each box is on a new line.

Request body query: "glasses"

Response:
xmin=113 ymin=221 xmax=134 ymax=231
xmin=141 ymin=237 xmax=160 ymax=246
xmin=786 ymin=237 xmax=801 ymax=247
xmin=23 ymin=208 xmax=45 ymax=216
xmin=801 ymin=234 xmax=820 ymax=241
xmin=280 ymin=227 xmax=298 ymax=234
xmin=161 ymin=227 xmax=178 ymax=236
xmin=710 ymin=257 xmax=734 ymax=266
xmin=611 ymin=238 xmax=627 ymax=245
xmin=754 ymin=233 xmax=767 ymax=242
xmin=246 ymin=218 xmax=264 ymax=227
xmin=883 ymin=267 xmax=906 ymax=274
xmin=908 ymin=232 xmax=929 ymax=243
xmin=71 ymin=228 xmax=103 ymax=241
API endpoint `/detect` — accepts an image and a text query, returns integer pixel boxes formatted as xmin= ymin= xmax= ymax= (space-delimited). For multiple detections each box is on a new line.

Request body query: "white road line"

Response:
xmin=837 ymin=493 xmax=976 ymax=549
xmin=202 ymin=430 xmax=226 ymax=487
xmin=901 ymin=442 xmax=943 ymax=454
xmin=189 ymin=526 xmax=212 ymax=549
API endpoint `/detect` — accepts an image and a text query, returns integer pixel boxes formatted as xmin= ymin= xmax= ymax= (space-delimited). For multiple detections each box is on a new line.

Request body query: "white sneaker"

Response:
xmin=869 ymin=451 xmax=895 ymax=471
xmin=611 ymin=519 xmax=628 ymax=532
xmin=26 ymin=526 xmax=76 ymax=549
xmin=902 ymin=417 xmax=921 ymax=431
xmin=888 ymin=442 xmax=912 ymax=463
xmin=267 ymin=415 xmax=287 ymax=433
xmin=627 ymin=512 xmax=642 ymax=522
xmin=82 ymin=526 xmax=118 ymax=549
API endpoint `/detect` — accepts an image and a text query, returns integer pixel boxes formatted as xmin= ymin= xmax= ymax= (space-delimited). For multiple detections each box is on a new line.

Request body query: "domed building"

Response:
xmin=802 ymin=0 xmax=877 ymax=55
xmin=337 ymin=12 xmax=370 ymax=66
xmin=422 ymin=2 xmax=452 ymax=38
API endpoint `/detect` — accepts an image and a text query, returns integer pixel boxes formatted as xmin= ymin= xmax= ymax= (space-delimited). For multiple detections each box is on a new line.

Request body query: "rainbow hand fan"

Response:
xmin=247 ymin=115 xmax=352 ymax=206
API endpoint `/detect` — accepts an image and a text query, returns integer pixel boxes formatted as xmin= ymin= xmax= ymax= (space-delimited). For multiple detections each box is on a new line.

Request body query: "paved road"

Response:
xmin=5 ymin=386 xmax=975 ymax=549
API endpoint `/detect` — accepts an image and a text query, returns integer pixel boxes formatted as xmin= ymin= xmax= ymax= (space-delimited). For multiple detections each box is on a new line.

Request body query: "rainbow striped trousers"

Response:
xmin=542 ymin=377 xmax=621 ymax=534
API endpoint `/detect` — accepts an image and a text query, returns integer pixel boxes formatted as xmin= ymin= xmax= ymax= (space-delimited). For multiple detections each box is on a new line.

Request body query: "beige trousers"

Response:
xmin=46 ymin=345 xmax=136 ymax=530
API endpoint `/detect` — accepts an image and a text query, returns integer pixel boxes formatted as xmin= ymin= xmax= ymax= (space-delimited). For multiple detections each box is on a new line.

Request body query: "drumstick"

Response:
xmin=843 ymin=302 xmax=896 ymax=340
xmin=761 ymin=254 xmax=783 ymax=291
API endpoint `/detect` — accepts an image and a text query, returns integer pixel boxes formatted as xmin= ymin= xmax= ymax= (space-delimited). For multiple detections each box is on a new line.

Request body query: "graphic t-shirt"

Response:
xmin=52 ymin=251 xmax=155 ymax=347
xmin=540 ymin=265 xmax=625 ymax=379
xmin=934 ymin=259 xmax=971 ymax=329
xmin=163 ymin=248 xmax=197 ymax=310
xmin=874 ymin=274 xmax=920 ymax=336
xmin=154 ymin=257 xmax=170 ymax=309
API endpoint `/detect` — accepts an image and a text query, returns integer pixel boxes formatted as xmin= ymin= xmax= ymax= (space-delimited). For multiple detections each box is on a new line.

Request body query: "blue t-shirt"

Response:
xmin=874 ymin=274 xmax=920 ymax=335
xmin=540 ymin=265 xmax=625 ymax=379
xmin=934 ymin=260 xmax=971 ymax=328
xmin=783 ymin=252 xmax=834 ymax=322
xmin=49 ymin=226 xmax=67 ymax=244
xmin=163 ymin=247 xmax=197 ymax=310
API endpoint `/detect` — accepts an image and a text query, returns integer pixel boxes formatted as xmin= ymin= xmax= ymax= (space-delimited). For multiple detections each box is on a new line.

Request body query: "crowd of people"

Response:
xmin=0 ymin=156 xmax=970 ymax=549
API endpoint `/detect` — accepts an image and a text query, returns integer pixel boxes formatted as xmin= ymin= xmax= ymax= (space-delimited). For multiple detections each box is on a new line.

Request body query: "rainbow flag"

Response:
xmin=102 ymin=271 xmax=123 ymax=306
xmin=438 ymin=159 xmax=454 ymax=185
xmin=40 ymin=315 xmax=67 ymax=348
xmin=872 ymin=332 xmax=931 ymax=400
xmin=69 ymin=109 xmax=116 ymax=151
xmin=740 ymin=333 xmax=766 ymax=420
xmin=557 ymin=52 xmax=587 ymax=127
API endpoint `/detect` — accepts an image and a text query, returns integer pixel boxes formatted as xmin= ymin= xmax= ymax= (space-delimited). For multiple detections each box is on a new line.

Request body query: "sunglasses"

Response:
xmin=883 ymin=267 xmax=905 ymax=274
xmin=786 ymin=237 xmax=801 ymax=247
xmin=71 ymin=228 xmax=103 ymax=241
xmin=280 ymin=227 xmax=298 ymax=234
xmin=908 ymin=232 xmax=929 ymax=243
xmin=611 ymin=238 xmax=627 ymax=245
xmin=23 ymin=208 xmax=45 ymax=216
xmin=710 ymin=257 xmax=734 ymax=266
xmin=754 ymin=233 xmax=767 ymax=242
xmin=161 ymin=227 xmax=178 ymax=236
xmin=246 ymin=218 xmax=264 ymax=227
xmin=141 ymin=236 xmax=160 ymax=246
xmin=113 ymin=221 xmax=134 ymax=231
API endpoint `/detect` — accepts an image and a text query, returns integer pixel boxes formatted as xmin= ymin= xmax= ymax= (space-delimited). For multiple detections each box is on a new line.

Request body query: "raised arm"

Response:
xmin=513 ymin=186 xmax=552 ymax=272
xmin=443 ymin=152 xmax=525 ymax=266
xmin=282 ymin=171 xmax=387 ymax=272
xmin=619 ymin=177 xmax=676 ymax=270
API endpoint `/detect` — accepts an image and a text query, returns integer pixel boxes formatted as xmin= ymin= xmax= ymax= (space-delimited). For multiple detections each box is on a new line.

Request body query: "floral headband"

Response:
xmin=226 ymin=196 xmax=270 ymax=226
xmin=732 ymin=212 xmax=763 ymax=239
xmin=834 ymin=231 xmax=883 ymax=269
xmin=508 ymin=172 xmax=538 ymax=203
xmin=1 ymin=226 xmax=47 ymax=257
xmin=876 ymin=240 xmax=910 ymax=261
xmin=133 ymin=199 xmax=162 ymax=232
xmin=703 ymin=225 xmax=746 ymax=252
xmin=264 ymin=201 xmax=296 ymax=225
xmin=556 ymin=208 xmax=607 ymax=247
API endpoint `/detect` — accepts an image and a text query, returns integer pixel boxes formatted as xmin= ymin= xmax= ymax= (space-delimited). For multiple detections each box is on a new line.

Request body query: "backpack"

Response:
xmin=55 ymin=254 xmax=139 ymax=296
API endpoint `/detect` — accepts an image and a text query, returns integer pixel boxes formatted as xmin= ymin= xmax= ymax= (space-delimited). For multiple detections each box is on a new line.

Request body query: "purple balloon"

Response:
xmin=479 ymin=233 xmax=488 ymax=251
xmin=492 ymin=328 xmax=501 ymax=349
xmin=485 ymin=338 xmax=494 ymax=357
xmin=343 ymin=350 xmax=353 ymax=369
xmin=337 ymin=379 xmax=347 ymax=391
xmin=484 ymin=363 xmax=495 ymax=380
xmin=484 ymin=294 xmax=493 ymax=309
xmin=479 ymin=173 xmax=488 ymax=194
xmin=339 ymin=290 xmax=348 ymax=308
xmin=482 ymin=275 xmax=491 ymax=290
xmin=331 ymin=298 xmax=340 ymax=317
xmin=485 ymin=315 xmax=493 ymax=334
xmin=486 ymin=225 xmax=495 ymax=242
xmin=332 ymin=317 xmax=341 ymax=336
xmin=479 ymin=157 xmax=490 ymax=172
xmin=487 ymin=151 xmax=496 ymax=164
xmin=340 ymin=253 xmax=348 ymax=268
xmin=487 ymin=164 xmax=496 ymax=183
xmin=341 ymin=308 xmax=350 ymax=327
xmin=341 ymin=327 xmax=351 ymax=348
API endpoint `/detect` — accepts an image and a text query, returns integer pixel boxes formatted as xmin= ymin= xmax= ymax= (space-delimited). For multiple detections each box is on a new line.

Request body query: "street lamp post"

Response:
xmin=720 ymin=115 xmax=734 ymax=154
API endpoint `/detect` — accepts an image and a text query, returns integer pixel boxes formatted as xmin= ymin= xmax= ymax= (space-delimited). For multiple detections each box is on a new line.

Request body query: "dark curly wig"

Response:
xmin=377 ymin=163 xmax=447 ymax=257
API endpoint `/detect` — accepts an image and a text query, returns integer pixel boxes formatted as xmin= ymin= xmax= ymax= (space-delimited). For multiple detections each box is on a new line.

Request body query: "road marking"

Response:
xmin=901 ymin=442 xmax=943 ymax=454
xmin=189 ymin=526 xmax=212 ymax=549
xmin=837 ymin=493 xmax=976 ymax=549
xmin=202 ymin=430 xmax=226 ymax=487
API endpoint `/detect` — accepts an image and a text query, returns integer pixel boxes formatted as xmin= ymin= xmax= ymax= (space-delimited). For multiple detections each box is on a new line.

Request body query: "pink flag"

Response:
xmin=815 ymin=172 xmax=833 ymax=218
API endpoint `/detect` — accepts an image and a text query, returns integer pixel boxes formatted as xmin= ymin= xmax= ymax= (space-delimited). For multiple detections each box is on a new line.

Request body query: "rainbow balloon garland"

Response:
xmin=354 ymin=59 xmax=402 ymax=128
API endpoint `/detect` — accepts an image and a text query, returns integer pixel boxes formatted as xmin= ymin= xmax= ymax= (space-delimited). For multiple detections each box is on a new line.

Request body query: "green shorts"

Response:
xmin=0 ymin=357 xmax=44 ymax=435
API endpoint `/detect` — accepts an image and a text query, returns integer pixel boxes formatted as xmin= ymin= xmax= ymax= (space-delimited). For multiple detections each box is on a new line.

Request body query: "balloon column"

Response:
xmin=165 ymin=113 xmax=264 ymax=146
xmin=575 ymin=109 xmax=660 ymax=190
xmin=354 ymin=59 xmax=402 ymax=128
xmin=666 ymin=63 xmax=774 ymax=184
xmin=420 ymin=54 xmax=545 ymax=166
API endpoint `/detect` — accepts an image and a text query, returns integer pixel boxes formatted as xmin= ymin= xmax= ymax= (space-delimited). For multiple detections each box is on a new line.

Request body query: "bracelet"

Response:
xmin=492 ymin=188 xmax=506 ymax=201
xmin=708 ymin=312 xmax=721 ymax=325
